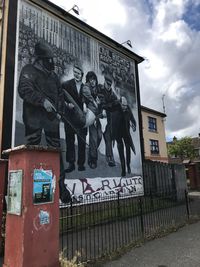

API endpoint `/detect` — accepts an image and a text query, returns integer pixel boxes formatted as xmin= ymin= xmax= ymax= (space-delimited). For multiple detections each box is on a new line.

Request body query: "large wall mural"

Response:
xmin=13 ymin=0 xmax=144 ymax=203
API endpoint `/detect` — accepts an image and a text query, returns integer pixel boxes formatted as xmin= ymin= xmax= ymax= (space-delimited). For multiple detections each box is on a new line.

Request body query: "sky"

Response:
xmin=49 ymin=0 xmax=200 ymax=141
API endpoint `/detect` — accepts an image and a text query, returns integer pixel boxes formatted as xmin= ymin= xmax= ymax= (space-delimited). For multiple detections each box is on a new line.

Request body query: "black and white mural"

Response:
xmin=13 ymin=0 xmax=144 ymax=203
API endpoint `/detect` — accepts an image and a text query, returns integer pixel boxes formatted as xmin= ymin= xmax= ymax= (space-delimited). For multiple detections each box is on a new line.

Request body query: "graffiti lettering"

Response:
xmin=63 ymin=176 xmax=143 ymax=205
xmin=101 ymin=179 xmax=112 ymax=190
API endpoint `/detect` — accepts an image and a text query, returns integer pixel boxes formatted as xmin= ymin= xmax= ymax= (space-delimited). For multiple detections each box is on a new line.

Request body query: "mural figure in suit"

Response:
xmin=62 ymin=63 xmax=87 ymax=173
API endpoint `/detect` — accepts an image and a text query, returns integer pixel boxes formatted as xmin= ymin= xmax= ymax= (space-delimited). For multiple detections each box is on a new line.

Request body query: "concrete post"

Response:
xmin=3 ymin=145 xmax=60 ymax=267
xmin=0 ymin=160 xmax=8 ymax=255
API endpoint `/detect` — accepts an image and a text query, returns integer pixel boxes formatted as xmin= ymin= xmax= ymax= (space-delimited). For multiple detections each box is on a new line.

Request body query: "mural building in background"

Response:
xmin=13 ymin=0 xmax=144 ymax=203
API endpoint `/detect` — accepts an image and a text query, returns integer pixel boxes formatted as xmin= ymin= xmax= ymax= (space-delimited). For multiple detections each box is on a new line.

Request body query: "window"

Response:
xmin=148 ymin=116 xmax=157 ymax=132
xmin=194 ymin=148 xmax=200 ymax=157
xmin=150 ymin=139 xmax=159 ymax=154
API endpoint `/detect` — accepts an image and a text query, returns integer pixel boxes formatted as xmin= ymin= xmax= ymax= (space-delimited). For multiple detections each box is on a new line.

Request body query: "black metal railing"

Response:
xmin=59 ymin=188 xmax=197 ymax=264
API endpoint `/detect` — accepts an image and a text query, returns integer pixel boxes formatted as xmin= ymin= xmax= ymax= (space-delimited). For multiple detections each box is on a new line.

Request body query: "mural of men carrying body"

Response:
xmin=18 ymin=40 xmax=63 ymax=148
xmin=18 ymin=39 xmax=137 ymax=184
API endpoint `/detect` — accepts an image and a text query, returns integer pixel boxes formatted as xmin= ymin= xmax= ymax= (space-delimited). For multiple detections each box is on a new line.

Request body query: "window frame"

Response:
xmin=148 ymin=116 xmax=157 ymax=132
xmin=149 ymin=139 xmax=159 ymax=155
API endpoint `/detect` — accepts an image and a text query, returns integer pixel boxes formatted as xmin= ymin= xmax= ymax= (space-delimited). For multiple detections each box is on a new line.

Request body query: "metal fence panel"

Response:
xmin=59 ymin=161 xmax=197 ymax=264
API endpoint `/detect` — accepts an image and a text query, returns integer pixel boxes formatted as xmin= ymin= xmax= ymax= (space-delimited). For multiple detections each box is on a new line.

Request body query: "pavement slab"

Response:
xmin=102 ymin=221 xmax=200 ymax=267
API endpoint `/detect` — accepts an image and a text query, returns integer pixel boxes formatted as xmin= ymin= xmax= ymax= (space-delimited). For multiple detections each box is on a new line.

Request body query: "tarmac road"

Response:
xmin=101 ymin=221 xmax=200 ymax=267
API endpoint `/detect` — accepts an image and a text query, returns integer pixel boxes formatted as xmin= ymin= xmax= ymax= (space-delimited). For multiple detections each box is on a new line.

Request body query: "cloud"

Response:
xmin=49 ymin=0 xmax=200 ymax=139
xmin=49 ymin=0 xmax=127 ymax=36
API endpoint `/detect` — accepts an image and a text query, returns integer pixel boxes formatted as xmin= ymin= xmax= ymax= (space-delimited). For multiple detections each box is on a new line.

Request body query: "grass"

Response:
xmin=59 ymin=251 xmax=85 ymax=267
xmin=60 ymin=195 xmax=182 ymax=233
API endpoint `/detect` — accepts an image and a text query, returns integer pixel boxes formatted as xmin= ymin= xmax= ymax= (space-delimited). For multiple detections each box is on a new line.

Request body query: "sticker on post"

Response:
xmin=7 ymin=170 xmax=23 ymax=215
xmin=39 ymin=210 xmax=50 ymax=225
xmin=33 ymin=169 xmax=54 ymax=204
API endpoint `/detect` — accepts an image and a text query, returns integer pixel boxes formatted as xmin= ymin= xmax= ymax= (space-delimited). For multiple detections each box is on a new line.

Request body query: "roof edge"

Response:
xmin=141 ymin=105 xmax=167 ymax=118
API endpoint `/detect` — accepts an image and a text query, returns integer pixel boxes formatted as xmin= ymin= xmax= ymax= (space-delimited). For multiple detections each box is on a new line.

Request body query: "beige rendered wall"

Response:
xmin=142 ymin=110 xmax=168 ymax=162
xmin=0 ymin=0 xmax=9 ymax=153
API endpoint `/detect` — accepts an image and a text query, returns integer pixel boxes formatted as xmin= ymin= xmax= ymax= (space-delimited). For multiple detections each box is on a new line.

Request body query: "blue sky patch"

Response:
xmin=183 ymin=3 xmax=200 ymax=31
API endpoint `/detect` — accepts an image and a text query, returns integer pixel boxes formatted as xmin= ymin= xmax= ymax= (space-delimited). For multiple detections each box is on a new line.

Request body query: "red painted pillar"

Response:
xmin=3 ymin=145 xmax=60 ymax=267
xmin=0 ymin=159 xmax=8 ymax=255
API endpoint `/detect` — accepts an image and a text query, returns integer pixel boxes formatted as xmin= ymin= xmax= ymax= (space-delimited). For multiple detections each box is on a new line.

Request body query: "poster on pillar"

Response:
xmin=12 ymin=0 xmax=144 ymax=204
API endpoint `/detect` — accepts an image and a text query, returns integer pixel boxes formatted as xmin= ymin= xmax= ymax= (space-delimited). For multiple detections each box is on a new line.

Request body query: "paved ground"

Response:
xmin=101 ymin=220 xmax=200 ymax=267
xmin=1 ymin=193 xmax=199 ymax=267
xmin=189 ymin=191 xmax=200 ymax=197
xmin=1 ymin=223 xmax=200 ymax=267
